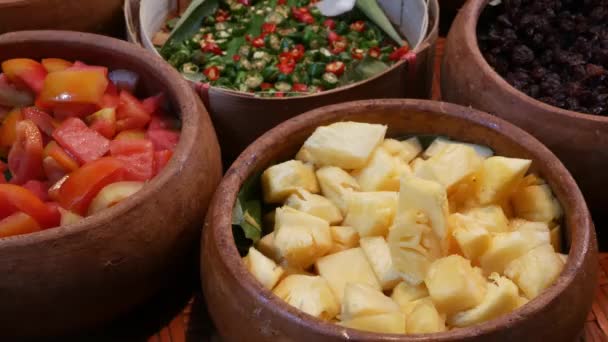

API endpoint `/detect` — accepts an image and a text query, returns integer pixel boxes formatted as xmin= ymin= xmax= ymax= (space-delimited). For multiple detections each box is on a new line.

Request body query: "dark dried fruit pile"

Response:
xmin=478 ymin=0 xmax=608 ymax=116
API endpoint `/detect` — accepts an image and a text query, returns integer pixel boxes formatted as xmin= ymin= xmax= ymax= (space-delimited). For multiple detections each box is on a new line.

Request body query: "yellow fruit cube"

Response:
xmin=474 ymin=156 xmax=531 ymax=205
xmin=415 ymin=144 xmax=483 ymax=191
xmin=450 ymin=213 xmax=491 ymax=262
xmin=285 ymin=189 xmax=343 ymax=224
xmin=328 ymin=226 xmax=359 ymax=254
xmin=273 ymin=275 xmax=339 ymax=320
xmin=340 ymin=312 xmax=406 ymax=334
xmin=296 ymin=122 xmax=387 ymax=169
xmin=504 ymin=244 xmax=565 ymax=299
xmin=410 ymin=157 xmax=425 ymax=173
xmin=360 ymin=237 xmax=401 ymax=290
xmin=316 ymin=166 xmax=360 ymax=214
xmin=256 ymin=232 xmax=279 ymax=261
xmin=244 ymin=247 xmax=285 ymax=290
xmin=551 ymin=225 xmax=562 ymax=253
xmin=315 ymin=248 xmax=381 ymax=302
xmin=341 ymin=283 xmax=400 ymax=320
xmin=448 ymin=273 xmax=520 ymax=327
xmin=406 ymin=299 xmax=447 ymax=334
xmin=352 ymin=147 xmax=401 ymax=192
xmin=262 ymin=160 xmax=319 ymax=203
xmin=464 ymin=205 xmax=510 ymax=233
xmin=343 ymin=191 xmax=398 ymax=238
xmin=391 ymin=282 xmax=429 ymax=310
xmin=423 ymin=138 xmax=493 ymax=159
xmin=382 ymin=137 xmax=422 ymax=163
xmin=424 ymin=255 xmax=487 ymax=315
xmin=558 ymin=253 xmax=568 ymax=264
xmin=512 ymin=184 xmax=562 ymax=223
xmin=480 ymin=230 xmax=550 ymax=275
xmin=273 ymin=207 xmax=332 ymax=268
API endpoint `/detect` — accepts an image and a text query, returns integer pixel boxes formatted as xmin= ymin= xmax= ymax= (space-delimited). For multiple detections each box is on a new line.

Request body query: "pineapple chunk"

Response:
xmin=504 ymin=244 xmax=565 ymax=299
xmin=341 ymin=283 xmax=400 ymax=320
xmin=315 ymin=248 xmax=381 ymax=302
xmin=558 ymin=253 xmax=568 ymax=264
xmin=551 ymin=225 xmax=562 ymax=253
xmin=360 ymin=237 xmax=401 ymax=290
xmin=296 ymin=122 xmax=387 ymax=169
xmin=424 ymin=255 xmax=487 ymax=315
xmin=516 ymin=295 xmax=530 ymax=308
xmin=415 ymin=144 xmax=483 ymax=191
xmin=480 ymin=230 xmax=550 ymax=275
xmin=285 ymin=189 xmax=343 ymax=224
xmin=474 ymin=156 xmax=531 ymax=205
xmin=448 ymin=273 xmax=520 ymax=327
xmin=329 ymin=226 xmax=359 ymax=253
xmin=410 ymin=157 xmax=425 ymax=174
xmin=423 ymin=138 xmax=494 ymax=160
xmin=262 ymin=160 xmax=319 ymax=203
xmin=391 ymin=282 xmax=429 ymax=309
xmin=450 ymin=213 xmax=491 ymax=262
xmin=521 ymin=173 xmax=546 ymax=187
xmin=316 ymin=166 xmax=360 ymax=214
xmin=352 ymin=147 xmax=401 ymax=192
xmin=382 ymin=137 xmax=422 ymax=163
xmin=340 ymin=312 xmax=406 ymax=334
xmin=273 ymin=275 xmax=339 ymax=320
xmin=257 ymin=232 xmax=279 ymax=261
xmin=406 ymin=299 xmax=447 ymax=334
xmin=512 ymin=184 xmax=562 ymax=223
xmin=273 ymin=207 xmax=332 ymax=268
xmin=464 ymin=205 xmax=510 ymax=233
xmin=343 ymin=191 xmax=398 ymax=238
xmin=244 ymin=247 xmax=285 ymax=290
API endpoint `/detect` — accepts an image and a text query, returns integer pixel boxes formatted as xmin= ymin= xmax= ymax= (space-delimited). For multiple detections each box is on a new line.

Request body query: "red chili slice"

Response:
xmin=325 ymin=61 xmax=345 ymax=76
xmin=350 ymin=21 xmax=366 ymax=32
xmin=204 ymin=66 xmax=220 ymax=81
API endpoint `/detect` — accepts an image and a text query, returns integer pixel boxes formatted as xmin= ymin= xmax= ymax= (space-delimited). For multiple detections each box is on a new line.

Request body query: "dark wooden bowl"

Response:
xmin=126 ymin=0 xmax=440 ymax=163
xmin=0 ymin=0 xmax=125 ymax=36
xmin=0 ymin=31 xmax=222 ymax=338
xmin=201 ymin=99 xmax=597 ymax=342
xmin=440 ymin=0 xmax=608 ymax=246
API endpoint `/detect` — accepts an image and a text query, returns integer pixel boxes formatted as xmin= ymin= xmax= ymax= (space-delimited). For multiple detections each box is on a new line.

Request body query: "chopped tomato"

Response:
xmin=8 ymin=120 xmax=44 ymax=185
xmin=204 ymin=66 xmax=220 ymax=81
xmin=141 ymin=93 xmax=166 ymax=114
xmin=350 ymin=21 xmax=366 ymax=32
xmin=146 ymin=129 xmax=180 ymax=151
xmin=293 ymin=83 xmax=308 ymax=92
xmin=116 ymin=90 xmax=152 ymax=131
xmin=154 ymin=150 xmax=173 ymax=176
xmin=22 ymin=106 xmax=56 ymax=136
xmin=41 ymin=58 xmax=73 ymax=73
xmin=0 ymin=108 xmax=23 ymax=148
xmin=0 ymin=184 xmax=60 ymax=228
xmin=110 ymin=139 xmax=155 ymax=182
xmin=44 ymin=141 xmax=79 ymax=172
xmin=0 ymin=212 xmax=42 ymax=238
xmin=86 ymin=108 xmax=117 ymax=139
xmin=325 ymin=61 xmax=346 ymax=76
xmin=56 ymin=157 xmax=124 ymax=215
xmin=1 ymin=58 xmax=47 ymax=94
xmin=38 ymin=68 xmax=108 ymax=107
xmin=42 ymin=156 xmax=68 ymax=184
xmin=22 ymin=180 xmax=50 ymax=202
xmin=52 ymin=117 xmax=110 ymax=164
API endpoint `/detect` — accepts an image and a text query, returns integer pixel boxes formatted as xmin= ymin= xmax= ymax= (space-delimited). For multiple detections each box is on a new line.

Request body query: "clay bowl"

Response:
xmin=201 ymin=99 xmax=597 ymax=342
xmin=126 ymin=0 xmax=440 ymax=163
xmin=0 ymin=0 xmax=124 ymax=36
xmin=440 ymin=0 xmax=608 ymax=245
xmin=0 ymin=30 xmax=222 ymax=338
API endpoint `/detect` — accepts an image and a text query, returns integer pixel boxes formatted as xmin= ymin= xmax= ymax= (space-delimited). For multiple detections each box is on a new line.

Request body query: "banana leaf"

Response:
xmin=160 ymin=0 xmax=219 ymax=56
xmin=356 ymin=0 xmax=405 ymax=46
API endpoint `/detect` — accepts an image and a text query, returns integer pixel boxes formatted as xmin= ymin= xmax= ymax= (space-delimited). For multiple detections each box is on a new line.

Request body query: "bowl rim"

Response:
xmin=206 ymin=99 xmax=594 ymax=340
xmin=0 ymin=30 xmax=203 ymax=248
xmin=461 ymin=0 xmax=608 ymax=124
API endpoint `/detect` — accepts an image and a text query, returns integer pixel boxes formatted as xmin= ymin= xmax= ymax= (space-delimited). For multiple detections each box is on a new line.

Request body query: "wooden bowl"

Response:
xmin=0 ymin=0 xmax=125 ymax=35
xmin=126 ymin=0 xmax=440 ymax=163
xmin=201 ymin=99 xmax=597 ymax=342
xmin=0 ymin=30 xmax=222 ymax=338
xmin=440 ymin=0 xmax=608 ymax=245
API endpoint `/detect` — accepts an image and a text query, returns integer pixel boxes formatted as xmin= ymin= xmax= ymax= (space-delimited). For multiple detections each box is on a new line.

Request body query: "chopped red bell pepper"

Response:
xmin=350 ymin=21 xmax=366 ymax=32
xmin=0 ymin=184 xmax=60 ymax=228
xmin=204 ymin=66 xmax=220 ymax=81
xmin=41 ymin=58 xmax=73 ymax=73
xmin=1 ymin=58 xmax=47 ymax=94
xmin=325 ymin=61 xmax=346 ymax=76
xmin=0 ymin=108 xmax=23 ymax=149
xmin=116 ymin=90 xmax=152 ymax=132
xmin=0 ymin=212 xmax=42 ymax=238
xmin=22 ymin=106 xmax=56 ymax=137
xmin=154 ymin=150 xmax=173 ymax=176
xmin=8 ymin=120 xmax=44 ymax=185
xmin=110 ymin=139 xmax=155 ymax=182
xmin=22 ymin=180 xmax=50 ymax=202
xmin=52 ymin=117 xmax=110 ymax=165
xmin=146 ymin=129 xmax=180 ymax=151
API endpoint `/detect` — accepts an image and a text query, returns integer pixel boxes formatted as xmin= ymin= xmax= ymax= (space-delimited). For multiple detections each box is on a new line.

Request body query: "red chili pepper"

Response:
xmin=262 ymin=23 xmax=277 ymax=34
xmin=292 ymin=7 xmax=314 ymax=24
xmin=389 ymin=45 xmax=411 ymax=61
xmin=323 ymin=19 xmax=336 ymax=30
xmin=278 ymin=63 xmax=295 ymax=75
xmin=351 ymin=48 xmax=364 ymax=60
xmin=251 ymin=36 xmax=265 ymax=48
xmin=327 ymin=31 xmax=340 ymax=42
xmin=331 ymin=38 xmax=348 ymax=54
xmin=274 ymin=92 xmax=285 ymax=98
xmin=233 ymin=55 xmax=241 ymax=62
xmin=245 ymin=34 xmax=252 ymax=42
xmin=204 ymin=66 xmax=220 ymax=81
xmin=279 ymin=52 xmax=296 ymax=66
xmin=290 ymin=44 xmax=305 ymax=61
xmin=325 ymin=61 xmax=345 ymax=76
xmin=301 ymin=13 xmax=314 ymax=24
xmin=200 ymin=41 xmax=223 ymax=55
xmin=260 ymin=83 xmax=273 ymax=90
xmin=368 ymin=47 xmax=381 ymax=58
xmin=350 ymin=20 xmax=366 ymax=32
xmin=293 ymin=83 xmax=308 ymax=92
xmin=216 ymin=9 xmax=230 ymax=22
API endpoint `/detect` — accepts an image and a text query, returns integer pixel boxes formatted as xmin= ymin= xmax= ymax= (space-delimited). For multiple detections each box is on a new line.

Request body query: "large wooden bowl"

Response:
xmin=0 ymin=0 xmax=124 ymax=35
xmin=126 ymin=0 xmax=440 ymax=163
xmin=440 ymin=0 xmax=608 ymax=245
xmin=201 ymin=99 xmax=597 ymax=342
xmin=0 ymin=31 xmax=222 ymax=338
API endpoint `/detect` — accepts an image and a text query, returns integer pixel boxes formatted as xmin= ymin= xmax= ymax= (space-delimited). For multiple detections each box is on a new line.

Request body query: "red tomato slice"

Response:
xmin=0 ymin=184 xmax=60 ymax=228
xmin=1 ymin=58 xmax=47 ymax=94
xmin=86 ymin=108 xmax=116 ymax=139
xmin=141 ymin=93 xmax=166 ymax=114
xmin=44 ymin=141 xmax=79 ymax=172
xmin=154 ymin=150 xmax=173 ymax=176
xmin=41 ymin=58 xmax=73 ymax=73
xmin=146 ymin=129 xmax=180 ymax=151
xmin=0 ymin=212 xmax=42 ymax=238
xmin=38 ymin=69 xmax=108 ymax=107
xmin=56 ymin=157 xmax=124 ymax=215
xmin=22 ymin=180 xmax=50 ymax=202
xmin=8 ymin=119 xmax=44 ymax=185
xmin=52 ymin=117 xmax=110 ymax=164
xmin=110 ymin=139 xmax=155 ymax=181
xmin=43 ymin=156 xmax=68 ymax=184
xmin=148 ymin=112 xmax=180 ymax=131
xmin=22 ymin=106 xmax=56 ymax=136
xmin=0 ymin=108 xmax=23 ymax=148
xmin=116 ymin=90 xmax=151 ymax=132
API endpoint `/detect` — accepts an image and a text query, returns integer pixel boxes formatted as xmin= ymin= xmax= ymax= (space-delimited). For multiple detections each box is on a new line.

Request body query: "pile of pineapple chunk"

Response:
xmin=242 ymin=122 xmax=567 ymax=334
